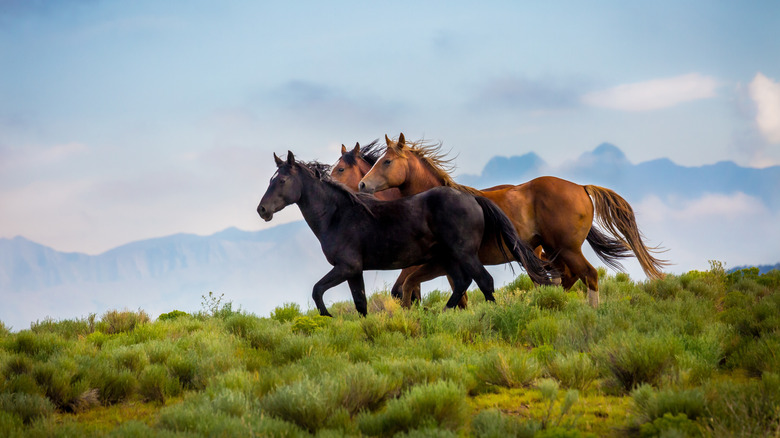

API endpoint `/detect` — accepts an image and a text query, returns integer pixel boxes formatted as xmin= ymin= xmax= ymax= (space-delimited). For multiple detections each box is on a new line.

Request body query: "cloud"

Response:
xmin=749 ymin=72 xmax=780 ymax=144
xmin=632 ymin=192 xmax=780 ymax=275
xmin=582 ymin=73 xmax=719 ymax=111
xmin=0 ymin=142 xmax=88 ymax=173
xmin=473 ymin=76 xmax=582 ymax=111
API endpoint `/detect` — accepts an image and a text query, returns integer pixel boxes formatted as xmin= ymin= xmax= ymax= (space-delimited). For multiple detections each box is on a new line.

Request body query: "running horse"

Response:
xmin=332 ymin=142 xmax=514 ymax=308
xmin=257 ymin=151 xmax=552 ymax=316
xmin=358 ymin=134 xmax=668 ymax=308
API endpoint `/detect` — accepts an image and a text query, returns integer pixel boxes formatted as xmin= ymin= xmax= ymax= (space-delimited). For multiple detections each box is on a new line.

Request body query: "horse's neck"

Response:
xmin=399 ymin=156 xmax=444 ymax=196
xmin=297 ymin=179 xmax=345 ymax=237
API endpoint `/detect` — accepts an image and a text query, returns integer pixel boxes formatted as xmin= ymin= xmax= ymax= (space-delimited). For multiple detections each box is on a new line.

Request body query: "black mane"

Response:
xmin=297 ymin=160 xmax=376 ymax=215
xmin=340 ymin=139 xmax=384 ymax=166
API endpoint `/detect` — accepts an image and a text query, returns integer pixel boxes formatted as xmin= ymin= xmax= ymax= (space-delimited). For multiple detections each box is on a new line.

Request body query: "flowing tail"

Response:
xmin=584 ymin=185 xmax=668 ymax=279
xmin=474 ymin=196 xmax=555 ymax=285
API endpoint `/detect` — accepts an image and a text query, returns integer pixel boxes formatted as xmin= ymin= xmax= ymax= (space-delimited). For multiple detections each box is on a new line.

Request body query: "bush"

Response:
xmin=505 ymin=274 xmax=535 ymax=293
xmin=548 ymin=352 xmax=599 ymax=392
xmin=632 ymin=385 xmax=706 ymax=423
xmin=157 ymin=310 xmax=189 ymax=321
xmin=224 ymin=313 xmax=260 ymax=338
xmin=333 ymin=363 xmax=401 ymax=415
xmin=471 ymin=409 xmax=540 ymax=438
xmin=530 ymin=286 xmax=568 ymax=311
xmin=259 ymin=377 xmax=340 ymax=433
xmin=30 ymin=315 xmax=95 ymax=339
xmin=473 ymin=349 xmax=541 ymax=390
xmin=0 ymin=392 xmax=55 ymax=425
xmin=526 ymin=316 xmax=560 ymax=347
xmin=703 ymin=372 xmax=780 ymax=436
xmin=357 ymin=380 xmax=469 ymax=436
xmin=96 ymin=310 xmax=150 ymax=334
xmin=9 ymin=331 xmax=64 ymax=359
xmin=291 ymin=315 xmax=329 ymax=335
xmin=112 ymin=346 xmax=149 ymax=373
xmin=139 ymin=364 xmax=182 ymax=404
xmin=598 ymin=331 xmax=680 ymax=393
xmin=97 ymin=368 xmax=137 ymax=405
xmin=271 ymin=302 xmax=303 ymax=323
xmin=638 ymin=413 xmax=702 ymax=438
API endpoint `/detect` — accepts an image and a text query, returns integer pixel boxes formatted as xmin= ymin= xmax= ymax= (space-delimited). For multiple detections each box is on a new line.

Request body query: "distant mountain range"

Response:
xmin=458 ymin=143 xmax=780 ymax=210
xmin=2 ymin=144 xmax=778 ymax=330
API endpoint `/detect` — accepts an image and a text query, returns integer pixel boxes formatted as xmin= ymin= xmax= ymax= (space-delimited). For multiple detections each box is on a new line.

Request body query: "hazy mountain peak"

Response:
xmin=581 ymin=143 xmax=629 ymax=164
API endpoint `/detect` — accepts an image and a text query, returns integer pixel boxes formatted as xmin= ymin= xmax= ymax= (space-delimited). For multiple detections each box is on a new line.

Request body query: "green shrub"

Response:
xmin=641 ymin=275 xmax=684 ymax=300
xmin=30 ymin=315 xmax=95 ymax=339
xmin=548 ymin=352 xmax=599 ymax=392
xmin=224 ymin=313 xmax=260 ymax=338
xmin=97 ymin=368 xmax=137 ymax=405
xmin=157 ymin=310 xmax=189 ymax=321
xmin=471 ymin=409 xmax=540 ymax=438
xmin=4 ymin=354 xmax=34 ymax=376
xmin=473 ymin=349 xmax=541 ymax=390
xmin=536 ymin=378 xmax=581 ymax=430
xmin=167 ymin=353 xmax=201 ymax=390
xmin=9 ymin=331 xmax=64 ymax=359
xmin=32 ymin=361 xmax=89 ymax=411
xmin=139 ymin=364 xmax=181 ymax=404
xmin=505 ymin=274 xmax=535 ymax=292
xmin=291 ymin=315 xmax=329 ymax=335
xmin=357 ymin=380 xmax=469 ymax=436
xmin=0 ymin=392 xmax=55 ymax=425
xmin=0 ymin=321 xmax=10 ymax=337
xmin=333 ymin=363 xmax=402 ymax=415
xmin=484 ymin=299 xmax=539 ymax=344
xmin=526 ymin=316 xmax=560 ymax=347
xmin=638 ymin=412 xmax=702 ymax=438
xmin=112 ymin=346 xmax=149 ymax=373
xmin=422 ymin=289 xmax=451 ymax=309
xmin=96 ymin=310 xmax=150 ymax=334
xmin=530 ymin=286 xmax=568 ymax=311
xmin=598 ymin=331 xmax=680 ymax=393
xmin=703 ymin=372 xmax=780 ymax=436
xmin=259 ymin=377 xmax=340 ymax=433
xmin=376 ymin=358 xmax=472 ymax=393
xmin=632 ymin=385 xmax=706 ymax=423
xmin=271 ymin=302 xmax=303 ymax=323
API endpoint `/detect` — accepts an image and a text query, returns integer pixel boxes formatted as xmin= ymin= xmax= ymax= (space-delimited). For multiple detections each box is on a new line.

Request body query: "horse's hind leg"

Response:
xmin=443 ymin=263 xmax=472 ymax=309
xmin=557 ymin=248 xmax=600 ymax=307
xmin=460 ymin=259 xmax=496 ymax=303
xmin=347 ymin=275 xmax=368 ymax=316
xmin=391 ymin=267 xmax=422 ymax=304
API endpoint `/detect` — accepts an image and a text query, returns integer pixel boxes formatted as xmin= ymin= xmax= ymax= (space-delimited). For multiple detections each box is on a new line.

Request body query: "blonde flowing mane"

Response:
xmin=386 ymin=136 xmax=482 ymax=196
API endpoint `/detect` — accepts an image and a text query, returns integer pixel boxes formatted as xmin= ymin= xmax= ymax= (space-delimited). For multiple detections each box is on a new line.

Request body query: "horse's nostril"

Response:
xmin=258 ymin=205 xmax=266 ymax=214
xmin=358 ymin=182 xmax=365 ymax=190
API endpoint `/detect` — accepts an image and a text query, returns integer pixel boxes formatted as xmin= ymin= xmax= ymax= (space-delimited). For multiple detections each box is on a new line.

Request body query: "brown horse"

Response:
xmin=359 ymin=133 xmax=668 ymax=308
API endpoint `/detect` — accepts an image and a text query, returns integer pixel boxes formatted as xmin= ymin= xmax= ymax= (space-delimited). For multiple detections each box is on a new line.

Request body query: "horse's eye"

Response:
xmin=384 ymin=159 xmax=392 ymax=166
xmin=337 ymin=168 xmax=345 ymax=173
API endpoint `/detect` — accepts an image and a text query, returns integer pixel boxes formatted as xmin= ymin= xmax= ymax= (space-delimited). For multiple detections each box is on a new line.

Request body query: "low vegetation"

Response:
xmin=1 ymin=264 xmax=779 ymax=436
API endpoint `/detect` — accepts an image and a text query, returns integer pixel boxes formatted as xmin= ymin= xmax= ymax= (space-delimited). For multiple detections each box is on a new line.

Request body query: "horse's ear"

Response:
xmin=286 ymin=150 xmax=295 ymax=166
xmin=314 ymin=168 xmax=322 ymax=179
xmin=352 ymin=142 xmax=360 ymax=154
xmin=274 ymin=152 xmax=284 ymax=167
xmin=385 ymin=134 xmax=392 ymax=146
xmin=397 ymin=133 xmax=406 ymax=149
xmin=341 ymin=144 xmax=347 ymax=154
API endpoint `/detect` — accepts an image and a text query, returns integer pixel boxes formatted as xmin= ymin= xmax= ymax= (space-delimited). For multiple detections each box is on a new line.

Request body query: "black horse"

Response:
xmin=257 ymin=151 xmax=551 ymax=316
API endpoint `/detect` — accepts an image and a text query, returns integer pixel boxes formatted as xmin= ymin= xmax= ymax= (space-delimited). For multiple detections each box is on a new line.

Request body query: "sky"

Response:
xmin=1 ymin=0 xmax=780 ymax=261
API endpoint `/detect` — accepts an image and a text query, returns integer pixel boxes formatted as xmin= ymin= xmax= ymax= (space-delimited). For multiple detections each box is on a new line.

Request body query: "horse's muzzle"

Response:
xmin=358 ymin=181 xmax=375 ymax=194
xmin=257 ymin=204 xmax=274 ymax=222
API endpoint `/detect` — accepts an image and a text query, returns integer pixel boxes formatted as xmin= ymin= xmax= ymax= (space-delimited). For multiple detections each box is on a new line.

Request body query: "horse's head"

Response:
xmin=257 ymin=151 xmax=303 ymax=222
xmin=358 ymin=133 xmax=409 ymax=194
xmin=331 ymin=142 xmax=373 ymax=191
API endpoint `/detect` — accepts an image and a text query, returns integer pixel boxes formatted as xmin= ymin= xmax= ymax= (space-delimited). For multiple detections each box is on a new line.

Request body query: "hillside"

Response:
xmin=1 ymin=268 xmax=779 ymax=436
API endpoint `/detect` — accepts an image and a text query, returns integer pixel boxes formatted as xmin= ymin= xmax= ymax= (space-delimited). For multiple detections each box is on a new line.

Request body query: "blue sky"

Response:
xmin=1 ymin=0 xmax=779 ymax=258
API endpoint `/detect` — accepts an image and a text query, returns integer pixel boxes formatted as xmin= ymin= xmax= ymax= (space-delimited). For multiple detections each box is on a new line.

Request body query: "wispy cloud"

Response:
xmin=473 ymin=75 xmax=582 ymax=111
xmin=749 ymin=72 xmax=780 ymax=144
xmin=582 ymin=73 xmax=719 ymax=111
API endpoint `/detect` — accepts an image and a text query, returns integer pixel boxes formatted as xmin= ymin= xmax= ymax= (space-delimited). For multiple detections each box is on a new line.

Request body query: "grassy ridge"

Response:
xmin=1 ymin=265 xmax=779 ymax=437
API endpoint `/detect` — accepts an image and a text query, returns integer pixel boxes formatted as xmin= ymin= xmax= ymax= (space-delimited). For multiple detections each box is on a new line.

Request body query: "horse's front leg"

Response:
xmin=347 ymin=275 xmax=368 ymax=317
xmin=312 ymin=266 xmax=352 ymax=317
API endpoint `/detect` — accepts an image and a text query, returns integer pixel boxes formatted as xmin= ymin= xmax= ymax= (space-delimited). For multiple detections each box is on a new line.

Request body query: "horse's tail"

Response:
xmin=474 ymin=196 xmax=554 ymax=285
xmin=584 ymin=185 xmax=668 ymax=279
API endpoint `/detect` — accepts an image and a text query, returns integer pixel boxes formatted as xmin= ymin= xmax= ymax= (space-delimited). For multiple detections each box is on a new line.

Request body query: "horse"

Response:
xmin=358 ymin=133 xmax=668 ymax=308
xmin=331 ymin=142 xmax=517 ymax=308
xmin=257 ymin=151 xmax=552 ymax=316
